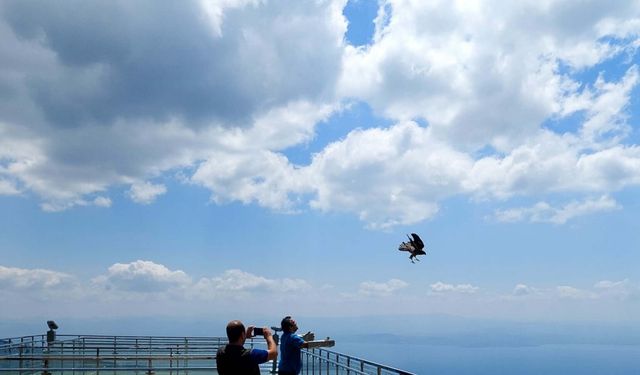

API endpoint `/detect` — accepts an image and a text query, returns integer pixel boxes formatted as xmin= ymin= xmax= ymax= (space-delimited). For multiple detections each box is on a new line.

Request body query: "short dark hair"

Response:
xmin=281 ymin=316 xmax=293 ymax=332
xmin=226 ymin=320 xmax=245 ymax=342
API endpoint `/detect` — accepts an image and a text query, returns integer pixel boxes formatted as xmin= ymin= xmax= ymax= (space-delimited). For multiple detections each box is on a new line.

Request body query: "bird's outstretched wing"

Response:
xmin=398 ymin=241 xmax=414 ymax=252
xmin=410 ymin=233 xmax=425 ymax=250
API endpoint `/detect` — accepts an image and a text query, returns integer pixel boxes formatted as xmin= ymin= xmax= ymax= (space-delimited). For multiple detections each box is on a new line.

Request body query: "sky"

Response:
xmin=1 ymin=0 xmax=640 ymax=337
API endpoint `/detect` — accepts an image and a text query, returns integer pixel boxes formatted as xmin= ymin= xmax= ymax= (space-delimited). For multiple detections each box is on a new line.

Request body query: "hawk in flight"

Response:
xmin=398 ymin=233 xmax=426 ymax=263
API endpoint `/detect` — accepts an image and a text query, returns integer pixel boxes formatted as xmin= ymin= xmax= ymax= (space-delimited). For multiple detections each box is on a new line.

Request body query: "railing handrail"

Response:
xmin=1 ymin=334 xmax=415 ymax=375
xmin=315 ymin=348 xmax=411 ymax=374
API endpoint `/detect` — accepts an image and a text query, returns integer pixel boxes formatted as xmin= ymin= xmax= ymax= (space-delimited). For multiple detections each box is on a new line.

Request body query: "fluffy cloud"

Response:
xmin=339 ymin=0 xmax=640 ymax=148
xmin=492 ymin=195 xmax=620 ymax=224
xmin=430 ymin=281 xmax=479 ymax=294
xmin=191 ymin=150 xmax=309 ymax=211
xmin=513 ymin=283 xmax=538 ymax=296
xmin=0 ymin=0 xmax=345 ymax=210
xmin=127 ymin=182 xmax=167 ymax=205
xmin=92 ymin=260 xmax=191 ymax=293
xmin=307 ymin=122 xmax=469 ymax=228
xmin=509 ymin=280 xmax=640 ymax=301
xmin=0 ymin=178 xmax=20 ymax=195
xmin=0 ymin=265 xmax=74 ymax=290
xmin=594 ymin=279 xmax=640 ymax=300
xmin=90 ymin=261 xmax=311 ymax=298
xmin=193 ymin=269 xmax=311 ymax=297
xmin=555 ymin=285 xmax=595 ymax=299
xmin=1 ymin=0 xmax=640 ymax=229
xmin=358 ymin=278 xmax=408 ymax=296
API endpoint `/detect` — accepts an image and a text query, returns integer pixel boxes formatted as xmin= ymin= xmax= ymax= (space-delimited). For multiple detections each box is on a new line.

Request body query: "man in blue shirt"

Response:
xmin=278 ymin=316 xmax=314 ymax=375
xmin=216 ymin=320 xmax=277 ymax=375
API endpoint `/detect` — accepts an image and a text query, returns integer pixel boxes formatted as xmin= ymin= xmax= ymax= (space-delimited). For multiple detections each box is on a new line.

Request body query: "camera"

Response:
xmin=253 ymin=327 xmax=264 ymax=336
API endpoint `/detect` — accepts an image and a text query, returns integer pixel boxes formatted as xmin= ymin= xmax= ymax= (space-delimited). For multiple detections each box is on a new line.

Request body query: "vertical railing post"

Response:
xmin=184 ymin=337 xmax=189 ymax=375
xmin=135 ymin=338 xmax=139 ymax=375
xmin=72 ymin=337 xmax=76 ymax=375
xmin=113 ymin=336 xmax=117 ymax=375
xmin=18 ymin=340 xmax=24 ymax=375
xmin=325 ymin=350 xmax=329 ymax=375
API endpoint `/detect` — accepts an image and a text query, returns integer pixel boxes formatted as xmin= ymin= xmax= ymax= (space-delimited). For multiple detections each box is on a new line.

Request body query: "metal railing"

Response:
xmin=302 ymin=348 xmax=414 ymax=375
xmin=0 ymin=334 xmax=415 ymax=375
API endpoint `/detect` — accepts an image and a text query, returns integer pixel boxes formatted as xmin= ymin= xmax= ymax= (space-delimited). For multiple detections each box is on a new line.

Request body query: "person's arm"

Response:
xmin=263 ymin=328 xmax=278 ymax=361
xmin=299 ymin=331 xmax=315 ymax=349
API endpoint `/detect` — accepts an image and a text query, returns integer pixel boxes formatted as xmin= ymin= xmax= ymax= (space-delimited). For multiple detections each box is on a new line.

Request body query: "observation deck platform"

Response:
xmin=0 ymin=334 xmax=415 ymax=375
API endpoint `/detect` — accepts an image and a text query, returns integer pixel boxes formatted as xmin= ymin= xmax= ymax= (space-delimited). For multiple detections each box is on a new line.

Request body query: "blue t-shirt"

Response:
xmin=278 ymin=332 xmax=305 ymax=373
xmin=250 ymin=348 xmax=269 ymax=364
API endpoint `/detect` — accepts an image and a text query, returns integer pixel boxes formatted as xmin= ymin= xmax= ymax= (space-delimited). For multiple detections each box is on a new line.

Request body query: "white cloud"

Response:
xmin=193 ymin=269 xmax=311 ymax=297
xmin=358 ymin=278 xmax=408 ymax=296
xmin=40 ymin=195 xmax=114 ymax=212
xmin=0 ymin=265 xmax=74 ymax=290
xmin=0 ymin=260 xmax=314 ymax=304
xmin=594 ymin=279 xmax=639 ymax=300
xmin=0 ymin=0 xmax=639 ymax=229
xmin=556 ymin=285 xmax=595 ymax=299
xmin=508 ymin=280 xmax=640 ymax=301
xmin=513 ymin=283 xmax=538 ymax=296
xmin=0 ymin=0 xmax=346 ymax=211
xmin=93 ymin=196 xmax=112 ymax=207
xmin=127 ymin=182 xmax=167 ymax=205
xmin=339 ymin=0 xmax=640 ymax=147
xmin=191 ymin=150 xmax=309 ymax=211
xmin=430 ymin=281 xmax=479 ymax=294
xmin=0 ymin=178 xmax=20 ymax=195
xmin=92 ymin=260 xmax=191 ymax=293
xmin=493 ymin=195 xmax=621 ymax=224
xmin=579 ymin=66 xmax=639 ymax=147
xmin=307 ymin=121 xmax=469 ymax=228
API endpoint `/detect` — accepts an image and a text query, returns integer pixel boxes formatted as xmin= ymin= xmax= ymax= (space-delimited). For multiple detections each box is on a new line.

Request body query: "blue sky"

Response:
xmin=1 ymin=0 xmax=640 ymax=334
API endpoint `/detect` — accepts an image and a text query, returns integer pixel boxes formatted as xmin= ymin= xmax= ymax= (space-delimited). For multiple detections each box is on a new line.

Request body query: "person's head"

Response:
xmin=280 ymin=316 xmax=298 ymax=333
xmin=226 ymin=320 xmax=246 ymax=344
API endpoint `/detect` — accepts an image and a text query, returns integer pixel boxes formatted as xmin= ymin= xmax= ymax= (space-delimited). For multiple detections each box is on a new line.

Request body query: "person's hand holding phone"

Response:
xmin=248 ymin=326 xmax=271 ymax=338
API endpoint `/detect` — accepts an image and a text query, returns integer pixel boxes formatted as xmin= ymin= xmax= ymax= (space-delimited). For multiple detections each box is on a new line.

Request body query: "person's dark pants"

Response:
xmin=278 ymin=371 xmax=296 ymax=375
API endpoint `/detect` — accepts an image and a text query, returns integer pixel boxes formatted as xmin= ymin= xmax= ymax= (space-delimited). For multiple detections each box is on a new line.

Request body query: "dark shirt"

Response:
xmin=216 ymin=344 xmax=268 ymax=375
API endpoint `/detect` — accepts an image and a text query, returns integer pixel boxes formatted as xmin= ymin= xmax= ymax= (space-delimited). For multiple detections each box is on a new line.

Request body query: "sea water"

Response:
xmin=333 ymin=340 xmax=640 ymax=375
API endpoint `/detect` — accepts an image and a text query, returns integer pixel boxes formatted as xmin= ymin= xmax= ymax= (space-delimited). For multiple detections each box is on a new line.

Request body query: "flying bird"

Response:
xmin=398 ymin=233 xmax=426 ymax=263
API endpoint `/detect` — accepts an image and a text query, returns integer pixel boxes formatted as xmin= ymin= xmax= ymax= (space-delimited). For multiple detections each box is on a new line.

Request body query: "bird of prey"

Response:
xmin=398 ymin=233 xmax=426 ymax=263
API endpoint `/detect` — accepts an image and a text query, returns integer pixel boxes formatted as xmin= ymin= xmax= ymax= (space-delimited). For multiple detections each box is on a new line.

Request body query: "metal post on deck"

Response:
xmin=18 ymin=340 xmax=24 ymax=375
xmin=325 ymin=350 xmax=329 ymax=375
xmin=113 ymin=336 xmax=117 ymax=375
xmin=270 ymin=328 xmax=280 ymax=374
xmin=184 ymin=337 xmax=189 ymax=375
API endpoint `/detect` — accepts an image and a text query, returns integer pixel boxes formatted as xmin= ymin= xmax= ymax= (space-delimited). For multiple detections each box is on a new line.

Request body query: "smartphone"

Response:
xmin=253 ymin=327 xmax=264 ymax=336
